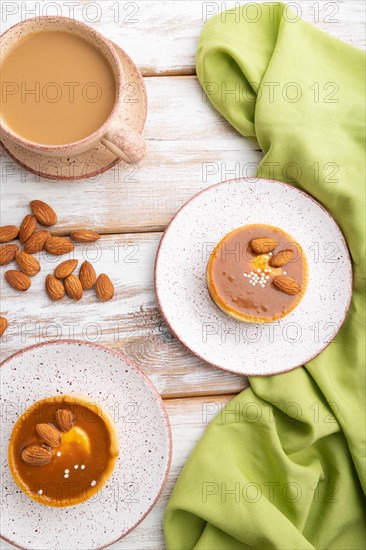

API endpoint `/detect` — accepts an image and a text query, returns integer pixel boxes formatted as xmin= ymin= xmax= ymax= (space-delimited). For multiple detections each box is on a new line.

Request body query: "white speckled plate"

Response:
xmin=0 ymin=340 xmax=172 ymax=549
xmin=155 ymin=178 xmax=353 ymax=376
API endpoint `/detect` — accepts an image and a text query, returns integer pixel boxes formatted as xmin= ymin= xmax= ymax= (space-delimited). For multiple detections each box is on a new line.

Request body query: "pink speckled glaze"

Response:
xmin=0 ymin=340 xmax=172 ymax=550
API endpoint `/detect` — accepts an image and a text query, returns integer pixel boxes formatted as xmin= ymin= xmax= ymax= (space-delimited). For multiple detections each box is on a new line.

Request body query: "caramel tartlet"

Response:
xmin=207 ymin=224 xmax=308 ymax=323
xmin=8 ymin=394 xmax=119 ymax=507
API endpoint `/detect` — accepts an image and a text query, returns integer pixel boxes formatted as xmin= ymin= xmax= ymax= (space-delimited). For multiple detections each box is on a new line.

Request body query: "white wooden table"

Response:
xmin=0 ymin=2 xmax=364 ymax=548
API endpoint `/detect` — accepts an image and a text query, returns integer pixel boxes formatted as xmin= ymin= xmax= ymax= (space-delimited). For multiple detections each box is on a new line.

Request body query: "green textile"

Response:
xmin=164 ymin=4 xmax=365 ymax=549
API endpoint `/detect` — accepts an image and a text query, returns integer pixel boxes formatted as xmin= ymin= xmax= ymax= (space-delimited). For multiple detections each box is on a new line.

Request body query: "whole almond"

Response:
xmin=5 ymin=270 xmax=31 ymax=291
xmin=0 ymin=225 xmax=19 ymax=243
xmin=22 ymin=445 xmax=53 ymax=466
xmin=45 ymin=274 xmax=65 ymax=301
xmin=15 ymin=251 xmax=41 ymax=277
xmin=273 ymin=276 xmax=301 ymax=296
xmin=45 ymin=236 xmax=74 ymax=256
xmin=250 ymin=237 xmax=278 ymax=255
xmin=0 ymin=316 xmax=8 ymax=337
xmin=24 ymin=230 xmax=50 ymax=253
xmin=19 ymin=214 xmax=37 ymax=243
xmin=64 ymin=274 xmax=83 ymax=300
xmin=70 ymin=229 xmax=100 ymax=243
xmin=96 ymin=274 xmax=114 ymax=301
xmin=269 ymin=250 xmax=294 ymax=268
xmin=54 ymin=259 xmax=78 ymax=279
xmin=36 ymin=423 xmax=61 ymax=448
xmin=0 ymin=244 xmax=19 ymax=266
xmin=79 ymin=260 xmax=97 ymax=289
xmin=30 ymin=200 xmax=57 ymax=226
xmin=55 ymin=409 xmax=75 ymax=432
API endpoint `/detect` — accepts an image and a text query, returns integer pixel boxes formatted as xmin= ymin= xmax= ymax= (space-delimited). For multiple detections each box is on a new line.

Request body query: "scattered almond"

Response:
xmin=5 ymin=270 xmax=31 ymax=291
xmin=70 ymin=229 xmax=100 ymax=243
xmin=96 ymin=273 xmax=114 ymax=301
xmin=64 ymin=274 xmax=83 ymax=301
xmin=24 ymin=230 xmax=50 ymax=254
xmin=0 ymin=243 xmax=19 ymax=266
xmin=54 ymin=259 xmax=78 ymax=279
xmin=45 ymin=274 xmax=65 ymax=301
xmin=79 ymin=260 xmax=97 ymax=289
xmin=15 ymin=251 xmax=41 ymax=277
xmin=30 ymin=200 xmax=57 ymax=226
xmin=269 ymin=250 xmax=294 ymax=268
xmin=45 ymin=236 xmax=74 ymax=256
xmin=55 ymin=409 xmax=75 ymax=432
xmin=0 ymin=225 xmax=19 ymax=243
xmin=36 ymin=423 xmax=61 ymax=448
xmin=0 ymin=316 xmax=8 ymax=337
xmin=22 ymin=445 xmax=53 ymax=466
xmin=273 ymin=276 xmax=301 ymax=296
xmin=250 ymin=237 xmax=278 ymax=255
xmin=19 ymin=214 xmax=37 ymax=243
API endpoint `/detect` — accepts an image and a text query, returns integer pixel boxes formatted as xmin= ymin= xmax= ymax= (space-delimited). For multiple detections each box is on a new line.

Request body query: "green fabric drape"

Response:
xmin=164 ymin=4 xmax=365 ymax=549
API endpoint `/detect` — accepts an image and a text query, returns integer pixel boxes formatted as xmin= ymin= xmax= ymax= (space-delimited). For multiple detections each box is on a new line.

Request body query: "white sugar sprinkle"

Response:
xmin=257 ymin=269 xmax=261 ymax=273
xmin=64 ymin=469 xmax=69 ymax=474
xmin=283 ymin=271 xmax=287 ymax=275
xmin=38 ymin=489 xmax=43 ymax=495
xmin=266 ymin=276 xmax=270 ymax=280
xmin=56 ymin=452 xmax=61 ymax=457
xmin=91 ymin=480 xmax=96 ymax=487
xmin=74 ymin=465 xmax=79 ymax=470
xmin=64 ymin=474 xmax=69 ymax=479
xmin=81 ymin=465 xmax=85 ymax=470
xmin=269 ymin=252 xmax=273 ymax=256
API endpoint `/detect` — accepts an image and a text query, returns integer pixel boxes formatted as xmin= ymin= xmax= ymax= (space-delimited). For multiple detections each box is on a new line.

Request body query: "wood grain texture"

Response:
xmin=0 ymin=75 xmax=262 ymax=234
xmin=0 ymin=233 xmax=248 ymax=397
xmin=1 ymin=1 xmax=364 ymax=75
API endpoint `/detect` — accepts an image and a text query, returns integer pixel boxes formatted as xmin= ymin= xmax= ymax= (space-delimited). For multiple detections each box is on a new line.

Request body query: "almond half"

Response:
xmin=46 ymin=274 xmax=65 ymax=301
xmin=36 ymin=423 xmax=62 ymax=448
xmin=24 ymin=230 xmax=50 ymax=254
xmin=0 ymin=316 xmax=8 ymax=337
xmin=250 ymin=237 xmax=278 ymax=255
xmin=15 ymin=251 xmax=41 ymax=277
xmin=64 ymin=274 xmax=83 ymax=300
xmin=45 ymin=236 xmax=74 ymax=256
xmin=5 ymin=270 xmax=31 ymax=291
xmin=19 ymin=214 xmax=37 ymax=243
xmin=55 ymin=409 xmax=75 ymax=432
xmin=96 ymin=274 xmax=114 ymax=301
xmin=54 ymin=259 xmax=78 ymax=279
xmin=70 ymin=229 xmax=100 ymax=243
xmin=269 ymin=250 xmax=294 ymax=268
xmin=0 ymin=244 xmax=19 ymax=266
xmin=22 ymin=445 xmax=53 ymax=466
xmin=0 ymin=225 xmax=19 ymax=243
xmin=79 ymin=260 xmax=97 ymax=289
xmin=30 ymin=200 xmax=57 ymax=226
xmin=273 ymin=276 xmax=301 ymax=296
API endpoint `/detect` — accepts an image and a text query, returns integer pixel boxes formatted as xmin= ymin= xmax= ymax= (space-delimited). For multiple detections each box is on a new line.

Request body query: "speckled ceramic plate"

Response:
xmin=0 ymin=340 xmax=171 ymax=549
xmin=0 ymin=41 xmax=147 ymax=180
xmin=155 ymin=178 xmax=353 ymax=376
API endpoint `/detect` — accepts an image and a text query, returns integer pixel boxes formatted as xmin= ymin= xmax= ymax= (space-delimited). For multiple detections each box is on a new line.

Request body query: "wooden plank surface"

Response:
xmin=1 ymin=1 xmax=364 ymax=75
xmin=0 ymin=75 xmax=262 ymax=234
xmin=0 ymin=233 xmax=248 ymax=397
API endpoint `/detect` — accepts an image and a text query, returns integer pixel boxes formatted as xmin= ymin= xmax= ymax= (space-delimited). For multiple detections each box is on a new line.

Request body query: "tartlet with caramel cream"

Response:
xmin=207 ymin=224 xmax=308 ymax=323
xmin=8 ymin=394 xmax=119 ymax=507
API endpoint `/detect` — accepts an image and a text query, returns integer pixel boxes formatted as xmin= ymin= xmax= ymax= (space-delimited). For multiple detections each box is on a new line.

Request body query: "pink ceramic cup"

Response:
xmin=0 ymin=16 xmax=146 ymax=164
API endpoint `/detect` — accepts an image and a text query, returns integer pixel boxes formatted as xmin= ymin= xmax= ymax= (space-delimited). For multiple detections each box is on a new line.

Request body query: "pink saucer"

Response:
xmin=0 ymin=42 xmax=147 ymax=181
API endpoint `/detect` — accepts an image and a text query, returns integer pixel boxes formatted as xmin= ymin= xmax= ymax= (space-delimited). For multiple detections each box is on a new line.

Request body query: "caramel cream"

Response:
xmin=207 ymin=224 xmax=308 ymax=323
xmin=8 ymin=395 xmax=119 ymax=507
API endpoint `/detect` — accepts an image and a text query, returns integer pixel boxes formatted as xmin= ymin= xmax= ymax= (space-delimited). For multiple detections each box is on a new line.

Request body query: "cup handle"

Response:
xmin=101 ymin=123 xmax=146 ymax=164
